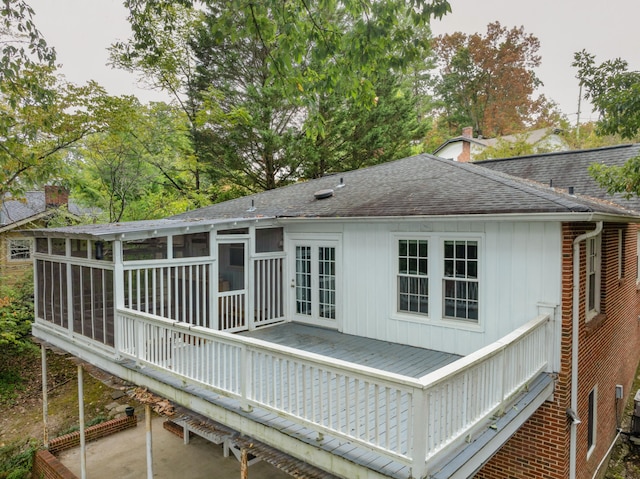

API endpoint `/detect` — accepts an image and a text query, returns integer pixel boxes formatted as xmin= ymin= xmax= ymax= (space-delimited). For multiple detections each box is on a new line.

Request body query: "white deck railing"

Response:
xmin=115 ymin=309 xmax=551 ymax=475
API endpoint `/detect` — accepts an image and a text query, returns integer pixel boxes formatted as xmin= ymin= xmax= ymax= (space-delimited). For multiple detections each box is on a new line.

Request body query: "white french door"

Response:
xmin=290 ymin=239 xmax=340 ymax=328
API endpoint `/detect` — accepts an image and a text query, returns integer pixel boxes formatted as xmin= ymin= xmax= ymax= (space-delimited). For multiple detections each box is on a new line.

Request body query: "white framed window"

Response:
xmin=586 ymin=235 xmax=601 ymax=320
xmin=397 ymin=239 xmax=429 ymax=316
xmin=587 ymin=386 xmax=597 ymax=457
xmin=8 ymin=238 xmax=32 ymax=261
xmin=443 ymin=240 xmax=479 ymax=321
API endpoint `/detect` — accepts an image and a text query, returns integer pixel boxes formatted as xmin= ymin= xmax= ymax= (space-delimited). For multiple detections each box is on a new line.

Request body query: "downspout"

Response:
xmin=570 ymin=221 xmax=602 ymax=479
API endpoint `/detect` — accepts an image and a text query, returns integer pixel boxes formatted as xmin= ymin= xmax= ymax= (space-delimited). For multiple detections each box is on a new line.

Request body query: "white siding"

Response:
xmin=286 ymin=220 xmax=561 ymax=356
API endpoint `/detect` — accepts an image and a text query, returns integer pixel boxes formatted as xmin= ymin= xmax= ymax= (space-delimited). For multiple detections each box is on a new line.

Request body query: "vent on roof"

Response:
xmin=314 ymin=189 xmax=334 ymax=200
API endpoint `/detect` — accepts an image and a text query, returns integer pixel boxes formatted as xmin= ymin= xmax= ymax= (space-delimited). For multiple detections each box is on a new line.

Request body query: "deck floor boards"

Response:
xmin=241 ymin=322 xmax=460 ymax=379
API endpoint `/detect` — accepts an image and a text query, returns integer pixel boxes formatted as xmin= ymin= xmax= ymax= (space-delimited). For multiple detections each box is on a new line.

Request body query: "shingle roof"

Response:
xmin=0 ymin=191 xmax=98 ymax=226
xmin=174 ymin=153 xmax=635 ymax=221
xmin=478 ymin=143 xmax=640 ymax=212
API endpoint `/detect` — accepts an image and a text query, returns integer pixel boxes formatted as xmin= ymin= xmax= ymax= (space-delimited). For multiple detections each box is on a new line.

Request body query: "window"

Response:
xmin=9 ymin=238 xmax=32 ymax=261
xmin=397 ymin=239 xmax=429 ymax=315
xmin=588 ymin=387 xmax=597 ymax=455
xmin=123 ymin=237 xmax=168 ymax=261
xmin=443 ymin=240 xmax=479 ymax=321
xmin=586 ymin=235 xmax=601 ymax=319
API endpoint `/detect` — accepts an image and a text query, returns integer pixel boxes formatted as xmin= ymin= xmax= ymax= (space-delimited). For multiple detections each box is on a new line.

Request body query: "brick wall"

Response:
xmin=33 ymin=450 xmax=77 ymax=479
xmin=47 ymin=415 xmax=137 ymax=455
xmin=32 ymin=416 xmax=138 ymax=479
xmin=476 ymin=222 xmax=640 ymax=479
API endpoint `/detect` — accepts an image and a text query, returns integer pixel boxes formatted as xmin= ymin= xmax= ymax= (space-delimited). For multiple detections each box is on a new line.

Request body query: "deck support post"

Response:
xmin=78 ymin=364 xmax=87 ymax=479
xmin=41 ymin=344 xmax=48 ymax=449
xmin=145 ymin=404 xmax=154 ymax=479
xmin=240 ymin=447 xmax=249 ymax=479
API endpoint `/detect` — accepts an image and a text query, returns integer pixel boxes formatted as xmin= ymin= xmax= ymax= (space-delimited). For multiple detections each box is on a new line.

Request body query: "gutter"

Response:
xmin=570 ymin=220 xmax=603 ymax=479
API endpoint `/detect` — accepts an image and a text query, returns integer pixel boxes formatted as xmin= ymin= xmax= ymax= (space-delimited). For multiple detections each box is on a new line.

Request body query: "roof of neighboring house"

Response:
xmin=0 ymin=191 xmax=98 ymax=230
xmin=479 ymin=143 xmax=640 ymax=212
xmin=433 ymin=127 xmax=566 ymax=156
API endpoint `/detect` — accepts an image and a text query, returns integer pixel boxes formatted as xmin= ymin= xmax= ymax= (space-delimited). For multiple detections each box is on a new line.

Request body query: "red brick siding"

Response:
xmin=476 ymin=223 xmax=640 ymax=479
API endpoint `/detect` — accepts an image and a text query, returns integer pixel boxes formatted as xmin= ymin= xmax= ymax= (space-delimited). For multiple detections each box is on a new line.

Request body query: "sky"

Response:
xmin=29 ymin=0 xmax=640 ymax=124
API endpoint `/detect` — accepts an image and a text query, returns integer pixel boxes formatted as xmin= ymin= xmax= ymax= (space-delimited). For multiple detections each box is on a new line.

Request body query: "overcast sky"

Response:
xmin=29 ymin=0 xmax=640 ymax=125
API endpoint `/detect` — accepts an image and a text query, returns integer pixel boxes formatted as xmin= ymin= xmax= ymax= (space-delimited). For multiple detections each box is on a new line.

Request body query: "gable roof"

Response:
xmin=478 ymin=143 xmax=640 ymax=212
xmin=0 ymin=191 xmax=98 ymax=232
xmin=174 ymin=153 xmax=635 ymax=221
xmin=433 ymin=127 xmax=566 ymax=157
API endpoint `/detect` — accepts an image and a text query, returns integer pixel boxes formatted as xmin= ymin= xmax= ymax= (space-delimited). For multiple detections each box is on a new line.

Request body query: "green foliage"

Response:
xmin=0 ymin=274 xmax=34 ymax=348
xmin=574 ymin=50 xmax=640 ymax=139
xmin=114 ymin=0 xmax=440 ymax=192
xmin=474 ymin=137 xmax=536 ymax=161
xmin=0 ymin=0 xmax=56 ymax=84
xmin=71 ymin=98 xmax=203 ymax=221
xmin=574 ymin=51 xmax=640 ymax=198
xmin=0 ymin=440 xmax=37 ymax=479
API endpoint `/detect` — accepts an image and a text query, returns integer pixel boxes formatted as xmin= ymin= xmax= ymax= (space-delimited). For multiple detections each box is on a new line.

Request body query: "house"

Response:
xmin=27 ymin=148 xmax=640 ymax=479
xmin=0 ymin=186 xmax=97 ymax=289
xmin=433 ymin=126 xmax=568 ymax=162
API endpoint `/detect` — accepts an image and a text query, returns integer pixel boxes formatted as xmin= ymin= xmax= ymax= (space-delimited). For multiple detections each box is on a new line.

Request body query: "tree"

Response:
xmin=111 ymin=0 xmax=446 ymax=193
xmin=0 ymin=67 xmax=105 ymax=197
xmin=0 ymin=2 xmax=104 ymax=198
xmin=573 ymin=51 xmax=640 ymax=197
xmin=1 ymin=0 xmax=55 ymax=84
xmin=432 ymin=22 xmax=559 ymax=138
xmin=71 ymin=97 xmax=204 ymax=221
xmin=574 ymin=50 xmax=640 ymax=139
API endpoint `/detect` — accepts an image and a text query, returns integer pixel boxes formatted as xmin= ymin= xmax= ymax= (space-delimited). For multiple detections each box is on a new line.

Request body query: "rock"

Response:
xmin=111 ymin=390 xmax=126 ymax=400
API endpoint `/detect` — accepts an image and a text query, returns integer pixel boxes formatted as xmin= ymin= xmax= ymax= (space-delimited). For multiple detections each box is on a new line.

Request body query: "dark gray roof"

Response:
xmin=0 ymin=191 xmax=98 ymax=226
xmin=174 ymin=153 xmax=636 ymax=221
xmin=478 ymin=144 xmax=640 ymax=212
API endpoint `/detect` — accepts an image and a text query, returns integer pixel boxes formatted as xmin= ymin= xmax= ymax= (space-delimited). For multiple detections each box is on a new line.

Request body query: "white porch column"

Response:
xmin=41 ymin=344 xmax=48 ymax=449
xmin=78 ymin=364 xmax=87 ymax=479
xmin=145 ymin=404 xmax=154 ymax=479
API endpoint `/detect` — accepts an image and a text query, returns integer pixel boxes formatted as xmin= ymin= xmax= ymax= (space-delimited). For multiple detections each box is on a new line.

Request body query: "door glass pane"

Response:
xmin=296 ymin=246 xmax=311 ymax=315
xmin=218 ymin=243 xmax=245 ymax=291
xmin=318 ymin=247 xmax=336 ymax=319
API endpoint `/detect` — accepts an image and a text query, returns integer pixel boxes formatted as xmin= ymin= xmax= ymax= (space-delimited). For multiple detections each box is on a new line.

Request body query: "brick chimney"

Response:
xmin=44 ymin=185 xmax=69 ymax=208
xmin=458 ymin=126 xmax=474 ymax=163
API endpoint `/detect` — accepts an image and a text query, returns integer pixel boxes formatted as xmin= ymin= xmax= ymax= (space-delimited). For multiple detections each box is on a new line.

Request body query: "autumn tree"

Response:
xmin=573 ymin=51 xmax=640 ymax=197
xmin=432 ymin=22 xmax=559 ymax=138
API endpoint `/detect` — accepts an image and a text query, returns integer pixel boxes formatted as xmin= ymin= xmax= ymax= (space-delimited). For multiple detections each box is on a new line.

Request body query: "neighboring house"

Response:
xmin=0 ymin=186 xmax=97 ymax=289
xmin=27 ymin=148 xmax=640 ymax=479
xmin=433 ymin=126 xmax=568 ymax=162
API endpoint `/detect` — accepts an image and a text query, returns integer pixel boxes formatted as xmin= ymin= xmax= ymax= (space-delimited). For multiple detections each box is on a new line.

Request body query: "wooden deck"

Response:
xmin=241 ymin=323 xmax=461 ymax=379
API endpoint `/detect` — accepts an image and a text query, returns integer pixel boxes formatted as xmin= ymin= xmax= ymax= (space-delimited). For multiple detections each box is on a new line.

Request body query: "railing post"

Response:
xmin=410 ymin=387 xmax=428 ymax=479
xmin=240 ymin=344 xmax=252 ymax=412
xmin=113 ymin=241 xmax=124 ymax=359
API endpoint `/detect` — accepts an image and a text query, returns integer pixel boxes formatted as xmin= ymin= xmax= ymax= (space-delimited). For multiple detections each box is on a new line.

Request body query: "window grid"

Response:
xmin=9 ymin=238 xmax=32 ymax=261
xmin=318 ymin=247 xmax=336 ymax=319
xmin=397 ymin=239 xmax=428 ymax=315
xmin=295 ymin=246 xmax=312 ymax=315
xmin=443 ymin=240 xmax=479 ymax=321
